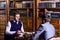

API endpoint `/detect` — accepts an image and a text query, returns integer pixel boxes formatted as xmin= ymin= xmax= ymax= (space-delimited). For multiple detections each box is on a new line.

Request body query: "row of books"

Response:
xmin=38 ymin=2 xmax=60 ymax=8
xmin=0 ymin=2 xmax=6 ymax=8
xmin=51 ymin=12 xmax=60 ymax=18
xmin=0 ymin=10 xmax=6 ymax=15
xmin=38 ymin=10 xmax=60 ymax=18
xmin=10 ymin=10 xmax=33 ymax=17
xmin=10 ymin=10 xmax=27 ymax=16
xmin=9 ymin=2 xmax=14 ymax=8
xmin=10 ymin=1 xmax=33 ymax=8
xmin=10 ymin=0 xmax=33 ymax=1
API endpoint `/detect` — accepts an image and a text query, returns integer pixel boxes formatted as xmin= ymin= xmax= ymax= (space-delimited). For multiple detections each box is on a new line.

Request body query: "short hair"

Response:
xmin=14 ymin=12 xmax=20 ymax=17
xmin=41 ymin=11 xmax=53 ymax=20
xmin=45 ymin=11 xmax=53 ymax=19
xmin=14 ymin=12 xmax=20 ymax=20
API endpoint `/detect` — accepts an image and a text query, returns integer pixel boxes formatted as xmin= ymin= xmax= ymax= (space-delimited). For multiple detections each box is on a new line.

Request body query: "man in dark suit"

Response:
xmin=5 ymin=13 xmax=24 ymax=40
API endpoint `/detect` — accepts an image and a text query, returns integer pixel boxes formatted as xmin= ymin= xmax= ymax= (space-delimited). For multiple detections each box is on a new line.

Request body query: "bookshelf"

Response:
xmin=0 ymin=0 xmax=7 ymax=40
xmin=9 ymin=0 xmax=35 ymax=32
xmin=1 ymin=0 xmax=60 ymax=39
xmin=37 ymin=0 xmax=60 ymax=36
xmin=0 ymin=0 xmax=35 ymax=40
xmin=0 ymin=0 xmax=60 ymax=40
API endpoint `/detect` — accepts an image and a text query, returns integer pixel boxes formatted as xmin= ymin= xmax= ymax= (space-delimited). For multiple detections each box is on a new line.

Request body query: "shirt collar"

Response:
xmin=42 ymin=22 xmax=50 ymax=26
xmin=14 ymin=20 xmax=19 ymax=24
xmin=45 ymin=22 xmax=50 ymax=24
xmin=14 ymin=20 xmax=15 ymax=22
xmin=14 ymin=20 xmax=19 ymax=22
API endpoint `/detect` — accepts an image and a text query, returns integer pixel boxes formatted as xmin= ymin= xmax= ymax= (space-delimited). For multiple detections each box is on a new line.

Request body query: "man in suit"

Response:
xmin=5 ymin=13 xmax=24 ymax=40
xmin=32 ymin=11 xmax=55 ymax=40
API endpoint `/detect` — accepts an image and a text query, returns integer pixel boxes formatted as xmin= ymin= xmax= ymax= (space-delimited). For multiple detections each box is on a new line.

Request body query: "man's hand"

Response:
xmin=16 ymin=30 xmax=21 ymax=34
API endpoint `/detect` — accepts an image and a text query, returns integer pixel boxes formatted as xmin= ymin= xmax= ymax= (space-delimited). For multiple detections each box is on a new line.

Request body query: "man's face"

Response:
xmin=15 ymin=14 xmax=20 ymax=21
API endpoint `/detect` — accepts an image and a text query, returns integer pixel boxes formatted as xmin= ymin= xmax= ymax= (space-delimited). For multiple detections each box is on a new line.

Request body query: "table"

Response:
xmin=14 ymin=32 xmax=35 ymax=40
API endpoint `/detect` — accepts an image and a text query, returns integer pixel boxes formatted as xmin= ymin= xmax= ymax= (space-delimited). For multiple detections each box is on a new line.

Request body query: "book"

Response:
xmin=26 ymin=3 xmax=31 ymax=8
xmin=45 ymin=2 xmax=52 ymax=8
xmin=51 ymin=12 xmax=60 ymax=18
xmin=0 ymin=10 xmax=6 ymax=15
xmin=10 ymin=10 xmax=27 ymax=17
xmin=56 ymin=2 xmax=60 ymax=8
xmin=10 ymin=10 xmax=16 ymax=16
xmin=38 ymin=3 xmax=44 ymax=8
xmin=38 ymin=2 xmax=56 ymax=8
xmin=52 ymin=3 xmax=56 ymax=8
xmin=0 ymin=2 xmax=6 ymax=8
xmin=17 ymin=10 xmax=27 ymax=17
xmin=22 ymin=1 xmax=33 ymax=8
xmin=15 ymin=2 xmax=22 ymax=8
xmin=9 ymin=2 xmax=14 ymax=8
xmin=28 ymin=11 xmax=33 ymax=17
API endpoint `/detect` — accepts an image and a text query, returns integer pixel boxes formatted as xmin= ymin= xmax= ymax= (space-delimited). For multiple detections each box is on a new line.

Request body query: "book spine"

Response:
xmin=15 ymin=2 xmax=22 ymax=8
xmin=22 ymin=1 xmax=33 ymax=8
xmin=0 ymin=10 xmax=6 ymax=15
xmin=10 ymin=2 xmax=14 ymax=8
xmin=46 ymin=2 xmax=49 ymax=8
xmin=0 ymin=2 xmax=6 ymax=8
xmin=23 ymin=3 xmax=32 ymax=8
xmin=38 ymin=3 xmax=44 ymax=8
xmin=56 ymin=2 xmax=60 ymax=8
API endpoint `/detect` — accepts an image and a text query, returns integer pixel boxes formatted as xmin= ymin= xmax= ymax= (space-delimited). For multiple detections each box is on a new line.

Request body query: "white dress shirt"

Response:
xmin=6 ymin=21 xmax=24 ymax=35
xmin=32 ymin=22 xmax=55 ymax=40
xmin=42 ymin=22 xmax=55 ymax=40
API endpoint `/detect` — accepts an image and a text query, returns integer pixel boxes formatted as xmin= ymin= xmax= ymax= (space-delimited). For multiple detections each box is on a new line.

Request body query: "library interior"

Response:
xmin=0 ymin=0 xmax=60 ymax=40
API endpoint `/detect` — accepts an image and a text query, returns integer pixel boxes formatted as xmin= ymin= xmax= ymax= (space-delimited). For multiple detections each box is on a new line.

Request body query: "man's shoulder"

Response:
xmin=10 ymin=20 xmax=14 ymax=22
xmin=10 ymin=20 xmax=14 ymax=21
xmin=19 ymin=21 xmax=23 ymax=23
xmin=8 ymin=20 xmax=14 ymax=23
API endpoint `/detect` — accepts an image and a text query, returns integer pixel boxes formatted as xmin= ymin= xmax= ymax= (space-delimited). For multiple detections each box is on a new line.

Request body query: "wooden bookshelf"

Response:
xmin=37 ymin=0 xmax=60 ymax=37
xmin=9 ymin=0 xmax=35 ymax=32
xmin=1 ymin=0 xmax=60 ymax=40
xmin=0 ymin=0 xmax=7 ymax=40
xmin=0 ymin=0 xmax=35 ymax=39
xmin=0 ymin=0 xmax=35 ymax=40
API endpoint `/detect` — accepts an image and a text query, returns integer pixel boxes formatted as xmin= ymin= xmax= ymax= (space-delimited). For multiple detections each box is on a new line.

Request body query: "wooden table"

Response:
xmin=14 ymin=32 xmax=35 ymax=40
